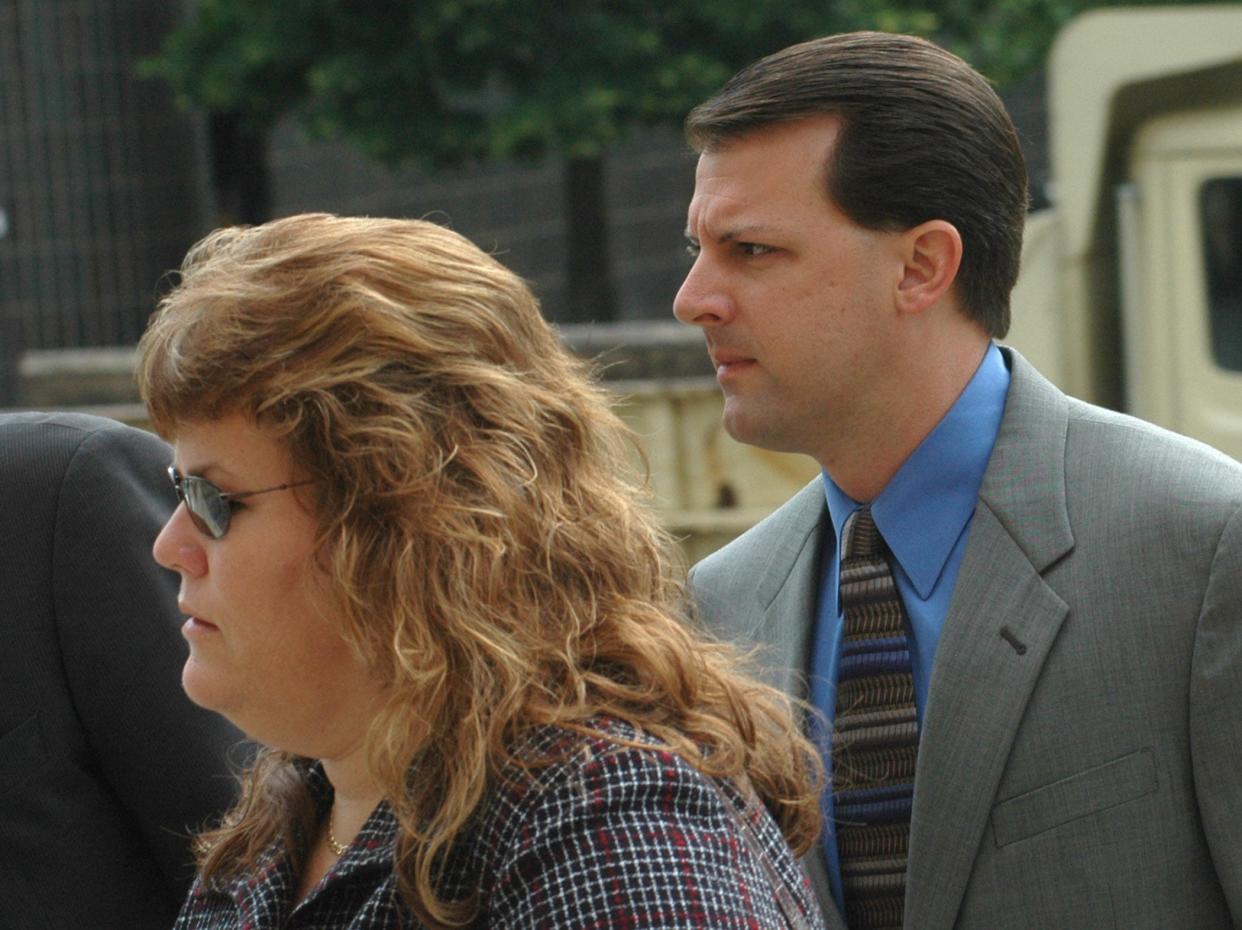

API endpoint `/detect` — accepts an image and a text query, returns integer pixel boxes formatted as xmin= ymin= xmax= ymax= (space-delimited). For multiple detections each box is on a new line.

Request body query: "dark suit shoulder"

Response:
xmin=0 ymin=413 xmax=223 ymax=925
xmin=0 ymin=411 xmax=168 ymax=487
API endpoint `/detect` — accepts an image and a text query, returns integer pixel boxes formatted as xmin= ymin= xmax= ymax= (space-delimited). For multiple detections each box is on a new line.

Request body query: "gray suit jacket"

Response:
xmin=0 ymin=412 xmax=245 ymax=930
xmin=689 ymin=349 xmax=1242 ymax=930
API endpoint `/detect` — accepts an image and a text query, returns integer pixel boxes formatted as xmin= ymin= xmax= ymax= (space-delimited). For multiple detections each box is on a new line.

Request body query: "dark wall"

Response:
xmin=0 ymin=0 xmax=209 ymax=373
xmin=266 ymin=121 xmax=697 ymax=323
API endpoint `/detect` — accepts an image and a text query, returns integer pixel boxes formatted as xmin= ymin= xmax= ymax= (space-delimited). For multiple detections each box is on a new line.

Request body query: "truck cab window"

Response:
xmin=1202 ymin=178 xmax=1242 ymax=372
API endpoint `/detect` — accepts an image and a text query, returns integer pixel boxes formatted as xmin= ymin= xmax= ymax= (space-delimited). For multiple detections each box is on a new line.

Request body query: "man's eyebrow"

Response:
xmin=684 ymin=223 xmax=781 ymax=244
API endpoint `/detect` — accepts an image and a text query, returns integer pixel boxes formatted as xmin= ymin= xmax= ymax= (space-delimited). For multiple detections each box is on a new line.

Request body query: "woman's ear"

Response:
xmin=895 ymin=220 xmax=963 ymax=316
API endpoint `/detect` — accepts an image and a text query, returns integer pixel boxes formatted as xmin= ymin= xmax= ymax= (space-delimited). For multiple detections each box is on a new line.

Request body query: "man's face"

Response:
xmin=674 ymin=116 xmax=908 ymax=466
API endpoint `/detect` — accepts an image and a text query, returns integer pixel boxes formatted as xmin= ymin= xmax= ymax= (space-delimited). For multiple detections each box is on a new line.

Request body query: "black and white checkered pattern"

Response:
xmin=174 ymin=718 xmax=824 ymax=929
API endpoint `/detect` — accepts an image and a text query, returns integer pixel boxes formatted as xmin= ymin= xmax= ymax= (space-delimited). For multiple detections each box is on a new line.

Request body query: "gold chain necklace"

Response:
xmin=326 ymin=806 xmax=348 ymax=857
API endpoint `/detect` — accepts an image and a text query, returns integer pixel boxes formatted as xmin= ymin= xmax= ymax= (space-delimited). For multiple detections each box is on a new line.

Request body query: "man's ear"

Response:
xmin=895 ymin=220 xmax=963 ymax=315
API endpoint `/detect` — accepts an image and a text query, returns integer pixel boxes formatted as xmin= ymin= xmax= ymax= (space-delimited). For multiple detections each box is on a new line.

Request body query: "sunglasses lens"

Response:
xmin=180 ymin=475 xmax=231 ymax=539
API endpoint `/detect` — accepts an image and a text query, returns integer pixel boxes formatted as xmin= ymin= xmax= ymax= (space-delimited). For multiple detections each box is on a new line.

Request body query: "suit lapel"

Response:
xmin=904 ymin=349 xmax=1076 ymax=930
xmin=751 ymin=480 xmax=829 ymax=699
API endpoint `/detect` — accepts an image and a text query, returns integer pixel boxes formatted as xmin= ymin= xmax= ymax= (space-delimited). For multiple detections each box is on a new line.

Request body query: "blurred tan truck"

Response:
xmin=618 ymin=5 xmax=1242 ymax=563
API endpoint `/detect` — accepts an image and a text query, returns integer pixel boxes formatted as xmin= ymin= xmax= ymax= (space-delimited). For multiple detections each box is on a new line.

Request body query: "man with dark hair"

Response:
xmin=0 ymin=412 xmax=243 ymax=929
xmin=677 ymin=31 xmax=1242 ymax=930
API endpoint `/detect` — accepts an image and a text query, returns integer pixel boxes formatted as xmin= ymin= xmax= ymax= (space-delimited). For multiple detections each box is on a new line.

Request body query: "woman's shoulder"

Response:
xmin=454 ymin=716 xmax=824 ymax=929
xmin=486 ymin=716 xmax=731 ymax=817
xmin=507 ymin=714 xmax=694 ymax=769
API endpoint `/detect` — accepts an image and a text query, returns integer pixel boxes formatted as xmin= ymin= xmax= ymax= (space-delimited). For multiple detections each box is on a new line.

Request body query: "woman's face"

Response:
xmin=153 ymin=413 xmax=385 ymax=757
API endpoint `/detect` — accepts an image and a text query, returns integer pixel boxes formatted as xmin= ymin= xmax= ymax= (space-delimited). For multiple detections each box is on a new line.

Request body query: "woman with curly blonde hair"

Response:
xmin=141 ymin=213 xmax=824 ymax=929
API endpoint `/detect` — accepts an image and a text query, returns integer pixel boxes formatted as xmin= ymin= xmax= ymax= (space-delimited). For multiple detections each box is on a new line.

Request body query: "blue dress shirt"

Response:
xmin=808 ymin=342 xmax=1010 ymax=908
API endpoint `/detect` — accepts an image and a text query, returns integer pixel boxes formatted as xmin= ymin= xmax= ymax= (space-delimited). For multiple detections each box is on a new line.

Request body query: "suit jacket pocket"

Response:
xmin=0 ymin=714 xmax=49 ymax=798
xmin=991 ymin=748 xmax=1157 ymax=847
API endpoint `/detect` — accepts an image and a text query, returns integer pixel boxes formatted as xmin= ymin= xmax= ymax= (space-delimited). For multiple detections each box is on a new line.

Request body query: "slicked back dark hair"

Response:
xmin=686 ymin=31 xmax=1027 ymax=337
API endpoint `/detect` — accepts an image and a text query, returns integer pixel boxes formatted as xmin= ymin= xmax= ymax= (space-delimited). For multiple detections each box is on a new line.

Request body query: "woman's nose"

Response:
xmin=152 ymin=503 xmax=208 ymax=578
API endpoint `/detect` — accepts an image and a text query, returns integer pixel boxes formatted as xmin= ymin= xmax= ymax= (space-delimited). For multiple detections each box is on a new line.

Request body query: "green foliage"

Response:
xmin=866 ymin=0 xmax=1234 ymax=85
xmin=145 ymin=0 xmax=1221 ymax=170
xmin=146 ymin=0 xmax=846 ymax=169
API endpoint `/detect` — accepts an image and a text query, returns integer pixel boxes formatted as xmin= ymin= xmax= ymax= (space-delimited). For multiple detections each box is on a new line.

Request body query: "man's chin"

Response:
xmin=723 ymin=404 xmax=812 ymax=459
xmin=722 ymin=403 xmax=774 ymax=449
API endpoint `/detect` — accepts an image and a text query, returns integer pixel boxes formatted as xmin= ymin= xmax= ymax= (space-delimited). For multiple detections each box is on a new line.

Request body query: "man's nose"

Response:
xmin=673 ymin=259 xmax=734 ymax=326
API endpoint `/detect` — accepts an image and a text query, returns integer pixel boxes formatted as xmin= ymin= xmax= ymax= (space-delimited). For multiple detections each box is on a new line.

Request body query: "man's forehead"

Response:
xmin=684 ymin=183 xmax=760 ymax=238
xmin=683 ymin=208 xmax=787 ymax=244
xmin=686 ymin=154 xmax=828 ymax=240
xmin=693 ymin=123 xmax=833 ymax=195
xmin=688 ymin=156 xmax=782 ymax=218
xmin=697 ymin=116 xmax=839 ymax=171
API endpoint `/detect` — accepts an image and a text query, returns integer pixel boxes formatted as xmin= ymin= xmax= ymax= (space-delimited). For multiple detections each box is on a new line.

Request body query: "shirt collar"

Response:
xmin=822 ymin=342 xmax=1009 ymax=598
xmin=218 ymin=760 xmax=397 ymax=910
xmin=305 ymin=761 xmax=396 ymax=872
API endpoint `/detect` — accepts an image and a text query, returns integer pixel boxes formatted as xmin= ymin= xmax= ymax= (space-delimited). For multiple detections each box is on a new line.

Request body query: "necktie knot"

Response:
xmin=843 ymin=506 xmax=884 ymax=560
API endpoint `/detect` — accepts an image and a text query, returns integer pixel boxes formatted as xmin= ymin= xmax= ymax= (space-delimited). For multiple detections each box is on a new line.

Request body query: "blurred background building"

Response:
xmin=0 ymin=0 xmax=1054 ymax=403
xmin=21 ymin=0 xmax=1212 ymax=558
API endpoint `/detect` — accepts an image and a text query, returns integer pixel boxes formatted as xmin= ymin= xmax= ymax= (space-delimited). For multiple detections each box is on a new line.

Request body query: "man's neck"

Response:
xmin=821 ymin=335 xmax=991 ymax=501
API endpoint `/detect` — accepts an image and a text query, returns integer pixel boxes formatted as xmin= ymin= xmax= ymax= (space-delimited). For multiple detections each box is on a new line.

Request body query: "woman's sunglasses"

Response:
xmin=168 ymin=466 xmax=314 ymax=539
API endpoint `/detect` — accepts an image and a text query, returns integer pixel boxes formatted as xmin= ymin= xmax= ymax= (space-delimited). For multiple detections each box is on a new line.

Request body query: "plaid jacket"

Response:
xmin=174 ymin=719 xmax=824 ymax=929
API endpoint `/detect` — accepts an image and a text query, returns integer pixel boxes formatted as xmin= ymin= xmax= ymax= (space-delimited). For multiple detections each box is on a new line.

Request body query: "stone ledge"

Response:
xmin=17 ymin=347 xmax=139 ymax=408
xmin=9 ymin=323 xmax=715 ymax=408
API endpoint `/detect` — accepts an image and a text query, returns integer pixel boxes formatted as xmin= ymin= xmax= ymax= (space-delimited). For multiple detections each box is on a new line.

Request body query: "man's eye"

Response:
xmin=684 ymin=241 xmax=701 ymax=258
xmin=739 ymin=242 xmax=774 ymax=257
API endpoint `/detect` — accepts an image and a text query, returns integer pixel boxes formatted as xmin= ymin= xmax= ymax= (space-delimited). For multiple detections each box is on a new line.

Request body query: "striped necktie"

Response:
xmin=832 ymin=506 xmax=918 ymax=930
